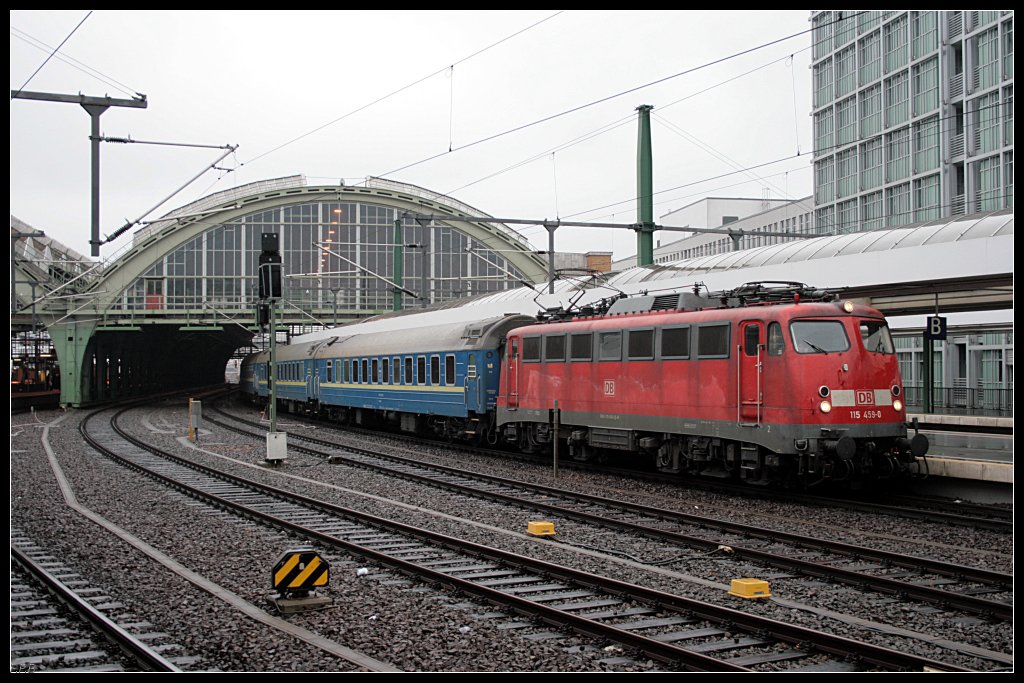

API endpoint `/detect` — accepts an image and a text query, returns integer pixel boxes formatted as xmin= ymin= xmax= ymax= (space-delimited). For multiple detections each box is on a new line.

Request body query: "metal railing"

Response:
xmin=904 ymin=385 xmax=1014 ymax=417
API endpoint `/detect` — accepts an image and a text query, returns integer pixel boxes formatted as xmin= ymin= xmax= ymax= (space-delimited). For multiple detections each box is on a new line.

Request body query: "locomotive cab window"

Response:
xmin=860 ymin=321 xmax=895 ymax=354
xmin=598 ymin=331 xmax=622 ymax=361
xmin=660 ymin=326 xmax=690 ymax=359
xmin=628 ymin=329 xmax=655 ymax=360
xmin=522 ymin=336 xmax=541 ymax=363
xmin=696 ymin=324 xmax=731 ymax=359
xmin=570 ymin=333 xmax=592 ymax=361
xmin=544 ymin=335 xmax=566 ymax=362
xmin=791 ymin=320 xmax=850 ymax=354
xmin=767 ymin=322 xmax=785 ymax=356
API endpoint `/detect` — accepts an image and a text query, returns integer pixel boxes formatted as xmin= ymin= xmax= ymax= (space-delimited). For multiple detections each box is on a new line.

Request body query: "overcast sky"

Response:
xmin=10 ymin=10 xmax=814 ymax=261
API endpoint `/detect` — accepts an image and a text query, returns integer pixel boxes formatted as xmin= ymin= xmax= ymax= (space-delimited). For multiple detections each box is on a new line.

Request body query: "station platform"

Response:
xmin=908 ymin=413 xmax=1013 ymax=486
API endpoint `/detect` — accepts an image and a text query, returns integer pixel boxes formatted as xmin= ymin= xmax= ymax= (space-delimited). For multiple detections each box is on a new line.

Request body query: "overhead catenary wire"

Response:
xmin=11 ymin=11 xmax=93 ymax=99
xmin=374 ymin=14 xmax=858 ymax=180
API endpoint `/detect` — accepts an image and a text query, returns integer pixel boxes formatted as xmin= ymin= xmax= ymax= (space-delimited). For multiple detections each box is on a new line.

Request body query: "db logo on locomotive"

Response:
xmin=856 ymin=390 xmax=875 ymax=405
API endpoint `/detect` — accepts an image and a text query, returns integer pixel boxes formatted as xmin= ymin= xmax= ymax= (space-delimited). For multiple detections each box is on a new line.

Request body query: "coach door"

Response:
xmin=506 ymin=338 xmax=520 ymax=408
xmin=737 ymin=321 xmax=764 ymax=425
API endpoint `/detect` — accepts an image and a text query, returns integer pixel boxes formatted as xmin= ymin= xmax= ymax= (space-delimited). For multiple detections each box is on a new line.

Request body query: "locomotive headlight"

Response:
xmin=819 ymin=400 xmax=832 ymax=414
xmin=892 ymin=399 xmax=903 ymax=412
xmin=842 ymin=300 xmax=855 ymax=313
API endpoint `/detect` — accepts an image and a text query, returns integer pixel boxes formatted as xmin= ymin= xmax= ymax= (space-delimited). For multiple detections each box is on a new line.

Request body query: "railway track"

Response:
xmin=10 ymin=534 xmax=182 ymax=673
xmin=84 ymin=402 xmax=983 ymax=672
xmin=207 ymin=405 xmax=1013 ymax=622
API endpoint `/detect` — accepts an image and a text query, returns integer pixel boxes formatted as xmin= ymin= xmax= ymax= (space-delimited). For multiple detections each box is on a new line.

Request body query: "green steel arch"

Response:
xmin=47 ymin=176 xmax=547 ymax=406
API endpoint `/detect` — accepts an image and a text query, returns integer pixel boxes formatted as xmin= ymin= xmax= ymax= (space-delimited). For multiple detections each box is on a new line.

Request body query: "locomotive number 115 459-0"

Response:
xmin=850 ymin=409 xmax=884 ymax=420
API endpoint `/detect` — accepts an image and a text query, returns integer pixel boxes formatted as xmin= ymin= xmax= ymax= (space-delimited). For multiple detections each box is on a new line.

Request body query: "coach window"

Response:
xmin=744 ymin=325 xmax=761 ymax=356
xmin=382 ymin=357 xmax=390 ymax=384
xmin=570 ymin=333 xmax=592 ymax=361
xmin=371 ymin=359 xmax=379 ymax=384
xmin=660 ymin=326 xmax=690 ymax=359
xmin=404 ymin=357 xmax=413 ymax=385
xmin=467 ymin=354 xmax=478 ymax=379
xmin=326 ymin=361 xmax=333 ymax=383
xmin=418 ymin=356 xmax=427 ymax=385
xmin=522 ymin=336 xmax=541 ymax=363
xmin=628 ymin=329 xmax=655 ymax=360
xmin=361 ymin=359 xmax=368 ymax=383
xmin=393 ymin=358 xmax=400 ymax=384
xmin=431 ymin=355 xmax=441 ymax=385
xmin=352 ymin=360 xmax=359 ymax=383
xmin=544 ymin=335 xmax=566 ymax=362
xmin=767 ymin=323 xmax=785 ymax=356
xmin=599 ymin=331 xmax=622 ymax=361
xmin=344 ymin=359 xmax=350 ymax=383
xmin=696 ymin=323 xmax=731 ymax=359
xmin=446 ymin=355 xmax=456 ymax=385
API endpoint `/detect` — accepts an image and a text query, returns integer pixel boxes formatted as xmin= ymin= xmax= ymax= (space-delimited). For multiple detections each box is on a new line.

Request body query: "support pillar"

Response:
xmin=635 ymin=104 xmax=655 ymax=267
xmin=50 ymin=320 xmax=98 ymax=407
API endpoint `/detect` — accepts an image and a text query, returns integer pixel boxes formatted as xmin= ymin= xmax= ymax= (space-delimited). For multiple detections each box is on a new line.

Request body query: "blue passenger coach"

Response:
xmin=242 ymin=314 xmax=533 ymax=441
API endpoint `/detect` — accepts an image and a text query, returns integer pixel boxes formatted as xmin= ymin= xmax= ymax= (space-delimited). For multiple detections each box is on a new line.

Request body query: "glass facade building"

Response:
xmin=812 ymin=11 xmax=1014 ymax=232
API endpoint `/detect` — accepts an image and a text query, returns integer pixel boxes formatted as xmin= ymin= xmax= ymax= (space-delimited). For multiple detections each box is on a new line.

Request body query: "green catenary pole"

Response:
xmin=635 ymin=104 xmax=655 ymax=267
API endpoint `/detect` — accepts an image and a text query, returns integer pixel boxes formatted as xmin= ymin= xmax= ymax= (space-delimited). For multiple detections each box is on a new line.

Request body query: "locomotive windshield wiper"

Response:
xmin=801 ymin=339 xmax=828 ymax=354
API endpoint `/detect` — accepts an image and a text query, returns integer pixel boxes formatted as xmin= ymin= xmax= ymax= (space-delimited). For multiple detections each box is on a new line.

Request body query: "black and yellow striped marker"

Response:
xmin=272 ymin=549 xmax=329 ymax=596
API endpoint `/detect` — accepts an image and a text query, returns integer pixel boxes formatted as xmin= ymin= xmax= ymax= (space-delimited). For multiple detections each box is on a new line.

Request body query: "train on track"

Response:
xmin=240 ymin=282 xmax=928 ymax=487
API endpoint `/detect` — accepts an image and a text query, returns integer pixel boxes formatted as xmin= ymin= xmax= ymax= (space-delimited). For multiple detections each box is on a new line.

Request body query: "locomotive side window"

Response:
xmin=696 ymin=324 xmax=731 ymax=358
xmin=405 ymin=357 xmax=413 ymax=384
xmin=767 ymin=323 xmax=785 ymax=356
xmin=418 ymin=356 xmax=427 ymax=384
xmin=660 ymin=326 xmax=690 ymax=359
xmin=446 ymin=355 xmax=456 ymax=384
xmin=744 ymin=325 xmax=761 ymax=356
xmin=628 ymin=329 xmax=655 ymax=360
xmin=544 ymin=335 xmax=566 ymax=362
xmin=599 ymin=331 xmax=622 ymax=361
xmin=431 ymin=355 xmax=441 ymax=385
xmin=522 ymin=336 xmax=541 ymax=362
xmin=790 ymin=320 xmax=850 ymax=353
xmin=570 ymin=333 xmax=592 ymax=361
xmin=860 ymin=321 xmax=895 ymax=354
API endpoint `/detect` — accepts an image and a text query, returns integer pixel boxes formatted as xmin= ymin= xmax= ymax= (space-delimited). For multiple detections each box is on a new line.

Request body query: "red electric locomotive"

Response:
xmin=496 ymin=283 xmax=928 ymax=487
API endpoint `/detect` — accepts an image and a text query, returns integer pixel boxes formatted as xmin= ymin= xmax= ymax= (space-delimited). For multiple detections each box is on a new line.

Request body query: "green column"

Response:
xmin=636 ymin=104 xmax=655 ymax=267
xmin=49 ymin=319 xmax=97 ymax=407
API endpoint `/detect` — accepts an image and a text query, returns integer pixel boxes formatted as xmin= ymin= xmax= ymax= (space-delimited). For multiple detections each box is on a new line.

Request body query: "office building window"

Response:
xmin=860 ymin=85 xmax=882 ymax=137
xmin=883 ymin=15 xmax=909 ymax=73
xmin=911 ymin=11 xmax=938 ymax=59
xmin=914 ymin=174 xmax=941 ymax=222
xmin=814 ymin=59 xmax=834 ymax=108
xmin=815 ymin=157 xmax=835 ymax=203
xmin=912 ymin=57 xmax=939 ymax=116
xmin=837 ymin=199 xmax=858 ymax=233
xmin=976 ymin=156 xmax=1002 ymax=210
xmin=814 ymin=109 xmax=834 ymax=154
xmin=836 ymin=46 xmax=857 ymax=97
xmin=886 ymin=182 xmax=912 ymax=225
xmin=886 ymin=127 xmax=911 ymax=181
xmin=813 ymin=12 xmax=833 ymax=59
xmin=861 ymin=138 xmax=883 ymax=189
xmin=836 ymin=97 xmax=857 ymax=146
xmin=837 ymin=148 xmax=858 ymax=198
xmin=859 ymin=31 xmax=882 ymax=85
xmin=913 ymin=116 xmax=940 ymax=173
xmin=975 ymin=28 xmax=1000 ymax=90
xmin=974 ymin=92 xmax=1001 ymax=154
xmin=885 ymin=71 xmax=910 ymax=128
xmin=861 ymin=191 xmax=884 ymax=230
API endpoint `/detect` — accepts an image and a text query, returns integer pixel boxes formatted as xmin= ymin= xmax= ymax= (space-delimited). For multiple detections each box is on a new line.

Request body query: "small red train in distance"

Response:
xmin=495 ymin=282 xmax=928 ymax=487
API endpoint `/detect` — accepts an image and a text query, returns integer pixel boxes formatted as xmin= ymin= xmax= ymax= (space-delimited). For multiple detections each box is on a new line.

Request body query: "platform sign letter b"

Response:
xmin=925 ymin=316 xmax=947 ymax=341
